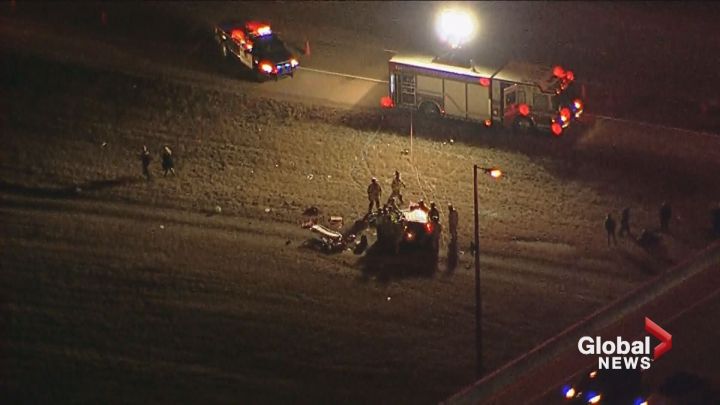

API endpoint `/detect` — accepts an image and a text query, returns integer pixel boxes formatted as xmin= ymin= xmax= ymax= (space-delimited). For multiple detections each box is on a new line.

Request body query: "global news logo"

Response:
xmin=577 ymin=317 xmax=672 ymax=370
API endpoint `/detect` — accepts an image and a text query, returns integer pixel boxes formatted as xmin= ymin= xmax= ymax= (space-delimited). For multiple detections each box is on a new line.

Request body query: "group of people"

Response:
xmin=604 ymin=201 xmax=720 ymax=246
xmin=366 ymin=171 xmax=460 ymax=243
xmin=140 ymin=145 xmax=176 ymax=180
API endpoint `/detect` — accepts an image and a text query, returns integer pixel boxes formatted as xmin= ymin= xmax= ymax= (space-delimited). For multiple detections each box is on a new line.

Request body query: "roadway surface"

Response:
xmin=445 ymin=242 xmax=720 ymax=404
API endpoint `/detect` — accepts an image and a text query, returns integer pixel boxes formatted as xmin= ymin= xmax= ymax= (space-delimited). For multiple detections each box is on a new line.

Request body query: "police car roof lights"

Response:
xmin=246 ymin=21 xmax=272 ymax=37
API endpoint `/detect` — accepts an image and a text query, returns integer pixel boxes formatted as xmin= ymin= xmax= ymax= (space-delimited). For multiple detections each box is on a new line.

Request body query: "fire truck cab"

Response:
xmin=386 ymin=54 xmax=583 ymax=135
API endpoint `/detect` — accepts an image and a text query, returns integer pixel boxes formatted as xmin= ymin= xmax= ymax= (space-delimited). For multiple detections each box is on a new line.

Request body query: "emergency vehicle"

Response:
xmin=385 ymin=54 xmax=583 ymax=135
xmin=214 ymin=21 xmax=299 ymax=80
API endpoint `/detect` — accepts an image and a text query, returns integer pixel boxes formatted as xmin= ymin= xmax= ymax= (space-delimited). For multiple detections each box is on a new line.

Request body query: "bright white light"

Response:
xmin=436 ymin=9 xmax=477 ymax=49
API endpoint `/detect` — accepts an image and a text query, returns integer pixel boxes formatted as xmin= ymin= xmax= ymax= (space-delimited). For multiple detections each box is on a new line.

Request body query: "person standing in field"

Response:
xmin=605 ymin=213 xmax=617 ymax=246
xmin=448 ymin=203 xmax=459 ymax=242
xmin=140 ymin=145 xmax=152 ymax=180
xmin=162 ymin=145 xmax=175 ymax=177
xmin=389 ymin=170 xmax=406 ymax=204
xmin=619 ymin=207 xmax=631 ymax=237
xmin=712 ymin=202 xmax=720 ymax=237
xmin=367 ymin=177 xmax=381 ymax=214
xmin=429 ymin=201 xmax=440 ymax=223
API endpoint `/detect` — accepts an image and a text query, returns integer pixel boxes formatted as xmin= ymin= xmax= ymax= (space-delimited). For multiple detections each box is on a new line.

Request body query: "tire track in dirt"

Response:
xmin=348 ymin=117 xmax=385 ymax=194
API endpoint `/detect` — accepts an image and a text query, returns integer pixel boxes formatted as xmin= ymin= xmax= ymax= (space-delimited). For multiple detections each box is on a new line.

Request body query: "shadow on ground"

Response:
xmin=0 ymin=176 xmax=142 ymax=199
xmin=357 ymin=241 xmax=438 ymax=282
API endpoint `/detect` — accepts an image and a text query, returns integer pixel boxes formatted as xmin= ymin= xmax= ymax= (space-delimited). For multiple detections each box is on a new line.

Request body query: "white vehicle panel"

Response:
xmin=443 ymin=79 xmax=466 ymax=118
xmin=467 ymin=83 xmax=491 ymax=121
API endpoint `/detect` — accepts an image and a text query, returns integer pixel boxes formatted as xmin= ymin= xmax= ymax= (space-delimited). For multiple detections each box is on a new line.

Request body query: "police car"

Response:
xmin=214 ymin=21 xmax=299 ymax=80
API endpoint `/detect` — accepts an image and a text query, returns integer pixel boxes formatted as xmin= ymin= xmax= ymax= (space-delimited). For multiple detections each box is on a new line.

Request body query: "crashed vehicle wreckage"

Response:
xmin=305 ymin=201 xmax=441 ymax=256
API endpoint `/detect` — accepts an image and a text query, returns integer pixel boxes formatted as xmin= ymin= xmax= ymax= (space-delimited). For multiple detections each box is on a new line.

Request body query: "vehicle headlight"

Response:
xmin=290 ymin=58 xmax=299 ymax=67
xmin=587 ymin=393 xmax=602 ymax=404
xmin=564 ymin=387 xmax=576 ymax=399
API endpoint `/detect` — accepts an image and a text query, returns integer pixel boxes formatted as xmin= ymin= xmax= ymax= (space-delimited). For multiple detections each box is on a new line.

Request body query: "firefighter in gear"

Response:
xmin=417 ymin=199 xmax=429 ymax=214
xmin=387 ymin=197 xmax=401 ymax=224
xmin=660 ymin=201 xmax=672 ymax=232
xmin=429 ymin=201 xmax=440 ymax=223
xmin=389 ymin=170 xmax=406 ymax=204
xmin=448 ymin=203 xmax=459 ymax=242
xmin=619 ymin=207 xmax=631 ymax=237
xmin=604 ymin=213 xmax=617 ymax=246
xmin=140 ymin=145 xmax=152 ymax=180
xmin=367 ymin=177 xmax=382 ymax=214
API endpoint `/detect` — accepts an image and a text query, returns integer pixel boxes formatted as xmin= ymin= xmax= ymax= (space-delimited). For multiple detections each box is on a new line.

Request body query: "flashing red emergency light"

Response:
xmin=553 ymin=65 xmax=565 ymax=78
xmin=560 ymin=107 xmax=571 ymax=121
xmin=380 ymin=96 xmax=394 ymax=108
xmin=551 ymin=122 xmax=563 ymax=136
xmin=245 ymin=21 xmax=272 ymax=37
xmin=518 ymin=103 xmax=530 ymax=116
xmin=231 ymin=29 xmax=244 ymax=41
xmin=565 ymin=70 xmax=574 ymax=81
xmin=479 ymin=77 xmax=490 ymax=87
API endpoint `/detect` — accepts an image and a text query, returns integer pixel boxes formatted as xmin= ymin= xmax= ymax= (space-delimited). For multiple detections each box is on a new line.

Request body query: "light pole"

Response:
xmin=473 ymin=165 xmax=502 ymax=377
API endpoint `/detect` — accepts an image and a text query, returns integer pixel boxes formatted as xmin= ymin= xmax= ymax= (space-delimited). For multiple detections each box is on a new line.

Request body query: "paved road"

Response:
xmin=445 ymin=242 xmax=720 ymax=404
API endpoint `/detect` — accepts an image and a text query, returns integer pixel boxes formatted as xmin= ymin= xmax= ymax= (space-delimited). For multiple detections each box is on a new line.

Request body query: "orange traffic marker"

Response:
xmin=304 ymin=39 xmax=311 ymax=56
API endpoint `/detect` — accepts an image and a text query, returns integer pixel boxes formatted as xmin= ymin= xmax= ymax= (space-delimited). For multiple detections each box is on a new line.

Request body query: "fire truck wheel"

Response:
xmin=512 ymin=117 xmax=534 ymax=135
xmin=419 ymin=102 xmax=441 ymax=118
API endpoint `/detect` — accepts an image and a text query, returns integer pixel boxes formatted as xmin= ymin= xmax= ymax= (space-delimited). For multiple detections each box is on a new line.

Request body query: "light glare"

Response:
xmin=436 ymin=9 xmax=476 ymax=48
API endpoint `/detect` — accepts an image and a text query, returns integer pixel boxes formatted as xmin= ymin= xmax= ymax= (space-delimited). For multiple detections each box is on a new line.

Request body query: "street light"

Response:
xmin=473 ymin=165 xmax=503 ymax=376
xmin=435 ymin=8 xmax=477 ymax=49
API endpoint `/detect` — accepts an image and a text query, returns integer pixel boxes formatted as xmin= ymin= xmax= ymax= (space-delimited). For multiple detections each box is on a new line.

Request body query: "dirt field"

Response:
xmin=3 ymin=2 xmax=720 ymax=404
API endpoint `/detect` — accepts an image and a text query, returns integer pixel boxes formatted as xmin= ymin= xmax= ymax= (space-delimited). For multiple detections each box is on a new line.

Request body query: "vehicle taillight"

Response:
xmin=425 ymin=223 xmax=434 ymax=234
xmin=479 ymin=77 xmax=490 ymax=87
xmin=484 ymin=119 xmax=492 ymax=127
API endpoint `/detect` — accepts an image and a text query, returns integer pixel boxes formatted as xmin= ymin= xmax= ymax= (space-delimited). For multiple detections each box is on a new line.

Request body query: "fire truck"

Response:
xmin=385 ymin=54 xmax=583 ymax=135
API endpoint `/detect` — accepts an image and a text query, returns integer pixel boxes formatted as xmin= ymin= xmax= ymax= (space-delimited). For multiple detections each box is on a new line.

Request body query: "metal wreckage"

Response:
xmin=305 ymin=200 xmax=441 ymax=257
